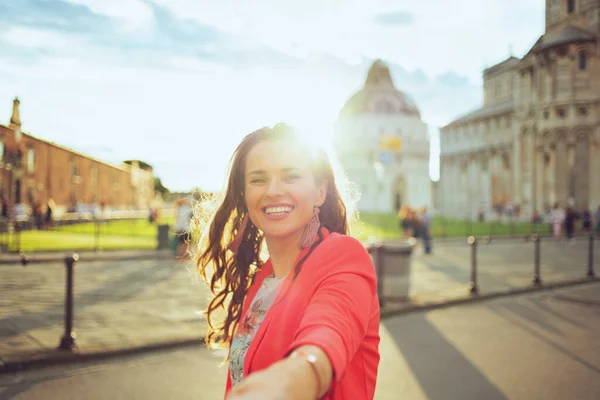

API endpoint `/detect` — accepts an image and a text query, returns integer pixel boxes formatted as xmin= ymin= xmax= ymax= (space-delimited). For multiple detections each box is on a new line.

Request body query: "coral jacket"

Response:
xmin=224 ymin=228 xmax=381 ymax=399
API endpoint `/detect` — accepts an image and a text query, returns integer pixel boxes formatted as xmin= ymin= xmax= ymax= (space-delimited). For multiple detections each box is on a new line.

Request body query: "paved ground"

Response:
xmin=0 ymin=237 xmax=597 ymax=371
xmin=1 ymin=282 xmax=598 ymax=400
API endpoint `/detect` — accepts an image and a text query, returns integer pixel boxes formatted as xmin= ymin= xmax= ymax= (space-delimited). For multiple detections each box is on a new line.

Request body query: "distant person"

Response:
xmin=564 ymin=207 xmax=577 ymax=243
xmin=420 ymin=206 xmax=432 ymax=254
xmin=582 ymin=207 xmax=592 ymax=235
xmin=194 ymin=124 xmax=380 ymax=399
xmin=551 ymin=203 xmax=565 ymax=240
xmin=45 ymin=199 xmax=55 ymax=229
xmin=596 ymin=206 xmax=600 ymax=234
xmin=478 ymin=208 xmax=485 ymax=223
xmin=173 ymin=196 xmax=193 ymax=258
xmin=531 ymin=209 xmax=542 ymax=224
xmin=0 ymin=195 xmax=7 ymax=218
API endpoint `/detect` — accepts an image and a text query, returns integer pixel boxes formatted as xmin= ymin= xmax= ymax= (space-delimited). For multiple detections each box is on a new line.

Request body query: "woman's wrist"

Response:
xmin=287 ymin=345 xmax=332 ymax=399
xmin=280 ymin=353 xmax=322 ymax=399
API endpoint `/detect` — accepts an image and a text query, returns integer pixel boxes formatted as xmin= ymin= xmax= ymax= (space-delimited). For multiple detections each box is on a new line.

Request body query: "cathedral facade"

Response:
xmin=438 ymin=0 xmax=600 ymax=219
xmin=334 ymin=60 xmax=431 ymax=214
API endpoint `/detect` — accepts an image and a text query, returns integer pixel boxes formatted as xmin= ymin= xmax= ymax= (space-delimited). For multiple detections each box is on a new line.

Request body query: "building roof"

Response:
xmin=530 ymin=25 xmax=597 ymax=53
xmin=0 ymin=122 xmax=131 ymax=173
xmin=339 ymin=60 xmax=421 ymax=118
xmin=484 ymin=56 xmax=521 ymax=77
xmin=442 ymin=101 xmax=514 ymax=130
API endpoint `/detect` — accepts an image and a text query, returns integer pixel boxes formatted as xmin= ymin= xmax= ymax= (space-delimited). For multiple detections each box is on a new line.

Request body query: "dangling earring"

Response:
xmin=228 ymin=214 xmax=249 ymax=254
xmin=301 ymin=207 xmax=321 ymax=249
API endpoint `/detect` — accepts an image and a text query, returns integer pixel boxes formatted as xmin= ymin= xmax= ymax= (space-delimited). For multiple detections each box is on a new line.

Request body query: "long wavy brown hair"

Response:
xmin=194 ymin=123 xmax=356 ymax=351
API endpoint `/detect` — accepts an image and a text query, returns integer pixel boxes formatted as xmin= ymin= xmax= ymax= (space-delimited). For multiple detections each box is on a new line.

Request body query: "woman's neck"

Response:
xmin=265 ymin=233 xmax=303 ymax=278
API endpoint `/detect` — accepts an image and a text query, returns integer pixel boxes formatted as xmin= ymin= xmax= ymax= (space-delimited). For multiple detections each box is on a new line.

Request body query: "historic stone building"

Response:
xmin=334 ymin=60 xmax=431 ymax=213
xmin=0 ymin=98 xmax=154 ymax=215
xmin=439 ymin=0 xmax=600 ymax=219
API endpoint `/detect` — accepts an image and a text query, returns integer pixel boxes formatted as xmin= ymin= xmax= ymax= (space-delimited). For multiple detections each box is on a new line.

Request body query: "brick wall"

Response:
xmin=0 ymin=124 xmax=153 ymax=214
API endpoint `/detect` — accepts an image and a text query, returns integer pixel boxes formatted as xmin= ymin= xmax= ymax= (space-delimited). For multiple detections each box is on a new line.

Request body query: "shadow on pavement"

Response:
xmin=488 ymin=301 xmax=600 ymax=375
xmin=0 ymin=259 xmax=182 ymax=340
xmin=383 ymin=314 xmax=508 ymax=400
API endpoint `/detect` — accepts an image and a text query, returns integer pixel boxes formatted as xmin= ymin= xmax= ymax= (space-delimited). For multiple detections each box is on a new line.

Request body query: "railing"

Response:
xmin=369 ymin=233 xmax=598 ymax=308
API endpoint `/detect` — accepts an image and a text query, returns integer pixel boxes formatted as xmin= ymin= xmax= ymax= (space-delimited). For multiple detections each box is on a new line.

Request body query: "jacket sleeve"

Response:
xmin=286 ymin=235 xmax=377 ymax=382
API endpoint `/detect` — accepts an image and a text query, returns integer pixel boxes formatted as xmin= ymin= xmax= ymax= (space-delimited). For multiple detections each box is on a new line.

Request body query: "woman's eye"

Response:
xmin=285 ymin=174 xmax=300 ymax=181
xmin=250 ymin=178 xmax=266 ymax=184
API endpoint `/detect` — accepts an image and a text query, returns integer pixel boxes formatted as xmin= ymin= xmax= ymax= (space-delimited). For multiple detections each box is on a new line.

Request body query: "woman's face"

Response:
xmin=244 ymin=140 xmax=327 ymax=243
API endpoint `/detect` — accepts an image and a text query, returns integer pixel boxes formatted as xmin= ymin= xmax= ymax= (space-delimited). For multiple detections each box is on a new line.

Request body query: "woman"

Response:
xmin=195 ymin=124 xmax=380 ymax=400
xmin=551 ymin=202 xmax=565 ymax=240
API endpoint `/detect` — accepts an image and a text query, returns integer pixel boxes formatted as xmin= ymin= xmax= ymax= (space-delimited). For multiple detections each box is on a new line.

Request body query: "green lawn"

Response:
xmin=54 ymin=217 xmax=176 ymax=238
xmin=3 ymin=214 xmax=552 ymax=253
xmin=10 ymin=230 xmax=156 ymax=252
xmin=351 ymin=213 xmax=551 ymax=241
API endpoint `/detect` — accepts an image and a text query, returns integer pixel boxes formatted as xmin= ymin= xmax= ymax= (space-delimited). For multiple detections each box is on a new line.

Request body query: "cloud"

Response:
xmin=0 ymin=0 xmax=113 ymax=34
xmin=373 ymin=11 xmax=415 ymax=26
xmin=435 ymin=72 xmax=471 ymax=87
xmin=0 ymin=0 xmax=545 ymax=190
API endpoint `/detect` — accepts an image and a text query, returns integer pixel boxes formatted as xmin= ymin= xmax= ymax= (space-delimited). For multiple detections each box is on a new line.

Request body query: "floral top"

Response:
xmin=229 ymin=274 xmax=286 ymax=387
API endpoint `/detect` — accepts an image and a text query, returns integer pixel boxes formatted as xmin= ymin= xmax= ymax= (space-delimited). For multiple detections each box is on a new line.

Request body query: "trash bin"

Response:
xmin=157 ymin=224 xmax=170 ymax=250
xmin=367 ymin=239 xmax=416 ymax=303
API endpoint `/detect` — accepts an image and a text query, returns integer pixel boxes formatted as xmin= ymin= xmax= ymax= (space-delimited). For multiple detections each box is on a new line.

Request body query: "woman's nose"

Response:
xmin=265 ymin=177 xmax=284 ymax=197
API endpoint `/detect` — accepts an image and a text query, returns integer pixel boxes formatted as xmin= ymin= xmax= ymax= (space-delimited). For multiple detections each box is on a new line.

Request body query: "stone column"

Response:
xmin=522 ymin=132 xmax=534 ymax=214
xmin=481 ymin=152 xmax=491 ymax=216
xmin=512 ymin=129 xmax=522 ymax=205
xmin=555 ymin=137 xmax=569 ymax=205
xmin=534 ymin=145 xmax=545 ymax=212
xmin=590 ymin=128 xmax=600 ymax=209
xmin=545 ymin=150 xmax=556 ymax=205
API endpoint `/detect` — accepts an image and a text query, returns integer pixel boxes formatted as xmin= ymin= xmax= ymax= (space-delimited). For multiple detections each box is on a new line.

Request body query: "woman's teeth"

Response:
xmin=265 ymin=206 xmax=293 ymax=216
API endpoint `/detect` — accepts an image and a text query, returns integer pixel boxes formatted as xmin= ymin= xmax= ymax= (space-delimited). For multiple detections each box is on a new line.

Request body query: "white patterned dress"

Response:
xmin=229 ymin=274 xmax=286 ymax=387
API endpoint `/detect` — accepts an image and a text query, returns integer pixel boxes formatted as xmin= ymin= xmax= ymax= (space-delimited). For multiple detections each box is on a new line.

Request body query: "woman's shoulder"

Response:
xmin=320 ymin=232 xmax=366 ymax=254
xmin=310 ymin=232 xmax=373 ymax=273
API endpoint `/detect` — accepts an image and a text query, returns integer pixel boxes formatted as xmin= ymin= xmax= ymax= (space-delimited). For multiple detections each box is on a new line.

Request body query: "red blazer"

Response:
xmin=224 ymin=228 xmax=381 ymax=399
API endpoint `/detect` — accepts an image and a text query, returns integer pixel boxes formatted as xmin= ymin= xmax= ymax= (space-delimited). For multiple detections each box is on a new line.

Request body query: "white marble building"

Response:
xmin=438 ymin=1 xmax=600 ymax=220
xmin=334 ymin=60 xmax=432 ymax=213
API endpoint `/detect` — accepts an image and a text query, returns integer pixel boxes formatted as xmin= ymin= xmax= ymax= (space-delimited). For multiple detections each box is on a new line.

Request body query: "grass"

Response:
xmin=2 ymin=214 xmax=554 ymax=253
xmin=351 ymin=213 xmax=551 ymax=242
xmin=54 ymin=217 xmax=176 ymax=238
xmin=4 ymin=217 xmax=177 ymax=253
xmin=9 ymin=230 xmax=156 ymax=253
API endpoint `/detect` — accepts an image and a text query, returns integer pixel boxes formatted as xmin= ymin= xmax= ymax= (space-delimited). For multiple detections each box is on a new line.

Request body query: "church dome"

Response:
xmin=339 ymin=60 xmax=421 ymax=119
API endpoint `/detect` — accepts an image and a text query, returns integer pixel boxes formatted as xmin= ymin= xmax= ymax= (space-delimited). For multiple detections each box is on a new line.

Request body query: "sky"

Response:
xmin=0 ymin=0 xmax=546 ymax=192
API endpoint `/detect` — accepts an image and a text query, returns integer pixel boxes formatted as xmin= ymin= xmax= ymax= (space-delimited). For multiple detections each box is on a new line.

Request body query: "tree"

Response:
xmin=154 ymin=177 xmax=169 ymax=196
xmin=123 ymin=160 xmax=153 ymax=171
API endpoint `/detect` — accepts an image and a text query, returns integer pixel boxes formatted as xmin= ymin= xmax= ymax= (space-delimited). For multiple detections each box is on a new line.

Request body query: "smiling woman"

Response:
xmin=193 ymin=123 xmax=380 ymax=400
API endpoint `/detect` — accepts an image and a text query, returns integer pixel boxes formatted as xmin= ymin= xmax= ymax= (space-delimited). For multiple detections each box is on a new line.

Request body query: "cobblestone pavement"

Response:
xmin=0 ymin=237 xmax=597 ymax=370
xmin=0 ymin=256 xmax=207 ymax=366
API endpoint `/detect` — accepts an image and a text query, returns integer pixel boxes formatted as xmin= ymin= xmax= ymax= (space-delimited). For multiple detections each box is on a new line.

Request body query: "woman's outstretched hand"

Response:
xmin=227 ymin=345 xmax=330 ymax=400
xmin=226 ymin=365 xmax=293 ymax=400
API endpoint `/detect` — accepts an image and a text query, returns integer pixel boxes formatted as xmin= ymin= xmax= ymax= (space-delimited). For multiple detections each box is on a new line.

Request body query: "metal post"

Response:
xmin=532 ymin=234 xmax=542 ymax=286
xmin=376 ymin=245 xmax=385 ymax=307
xmin=468 ymin=236 xmax=479 ymax=295
xmin=59 ymin=253 xmax=79 ymax=351
xmin=588 ymin=234 xmax=595 ymax=278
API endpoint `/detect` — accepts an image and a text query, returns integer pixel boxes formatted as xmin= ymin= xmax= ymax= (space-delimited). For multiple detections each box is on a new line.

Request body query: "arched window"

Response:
xmin=578 ymin=52 xmax=587 ymax=70
xmin=567 ymin=0 xmax=575 ymax=13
